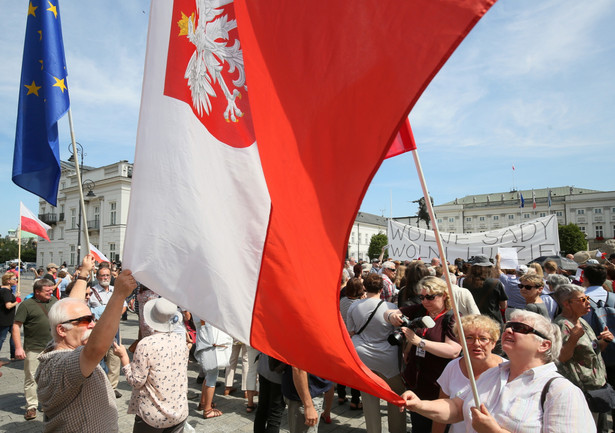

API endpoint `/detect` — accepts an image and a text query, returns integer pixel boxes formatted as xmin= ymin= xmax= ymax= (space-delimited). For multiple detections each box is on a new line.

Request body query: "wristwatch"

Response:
xmin=418 ymin=339 xmax=426 ymax=349
xmin=77 ymin=275 xmax=88 ymax=281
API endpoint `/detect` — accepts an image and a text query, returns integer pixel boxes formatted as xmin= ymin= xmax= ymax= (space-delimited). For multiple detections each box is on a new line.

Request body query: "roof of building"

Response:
xmin=439 ymin=186 xmax=600 ymax=206
xmin=60 ymin=160 xmax=96 ymax=172
xmin=355 ymin=211 xmax=388 ymax=227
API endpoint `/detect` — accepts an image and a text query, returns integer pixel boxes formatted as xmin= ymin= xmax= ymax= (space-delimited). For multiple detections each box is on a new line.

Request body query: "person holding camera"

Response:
xmin=384 ymin=276 xmax=461 ymax=432
xmin=346 ymin=273 xmax=406 ymax=433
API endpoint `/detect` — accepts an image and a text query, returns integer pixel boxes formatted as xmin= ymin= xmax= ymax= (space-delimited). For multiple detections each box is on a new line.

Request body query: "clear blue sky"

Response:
xmin=1 ymin=0 xmax=614 ymax=236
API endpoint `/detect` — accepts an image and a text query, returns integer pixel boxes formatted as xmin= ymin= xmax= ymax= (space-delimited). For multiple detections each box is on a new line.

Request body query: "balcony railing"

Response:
xmin=38 ymin=213 xmax=57 ymax=225
xmin=87 ymin=220 xmax=100 ymax=230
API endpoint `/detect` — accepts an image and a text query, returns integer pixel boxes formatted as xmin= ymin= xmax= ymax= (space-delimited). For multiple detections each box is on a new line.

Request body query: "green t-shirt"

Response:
xmin=14 ymin=297 xmax=57 ymax=352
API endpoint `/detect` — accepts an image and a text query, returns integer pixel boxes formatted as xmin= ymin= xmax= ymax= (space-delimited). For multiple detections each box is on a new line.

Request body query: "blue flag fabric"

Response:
xmin=519 ymin=193 xmax=525 ymax=208
xmin=12 ymin=0 xmax=70 ymax=206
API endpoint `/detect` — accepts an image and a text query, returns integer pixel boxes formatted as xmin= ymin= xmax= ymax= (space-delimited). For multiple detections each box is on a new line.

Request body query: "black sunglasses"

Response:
xmin=419 ymin=294 xmax=441 ymax=301
xmin=518 ymin=284 xmax=540 ymax=290
xmin=60 ymin=314 xmax=96 ymax=325
xmin=504 ymin=322 xmax=550 ymax=340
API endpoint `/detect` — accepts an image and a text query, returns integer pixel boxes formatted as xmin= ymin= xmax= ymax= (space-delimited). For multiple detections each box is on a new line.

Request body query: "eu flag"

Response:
xmin=12 ymin=0 xmax=70 ymax=206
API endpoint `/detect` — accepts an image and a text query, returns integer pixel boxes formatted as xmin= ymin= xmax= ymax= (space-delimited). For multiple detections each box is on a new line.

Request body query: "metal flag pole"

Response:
xmin=17 ymin=224 xmax=22 ymax=298
xmin=410 ymin=148 xmax=481 ymax=408
xmin=67 ymin=109 xmax=91 ymax=261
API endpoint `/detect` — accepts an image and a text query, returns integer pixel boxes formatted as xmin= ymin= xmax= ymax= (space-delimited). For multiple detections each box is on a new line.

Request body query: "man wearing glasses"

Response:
xmin=12 ymin=278 xmax=57 ymax=420
xmin=380 ymin=261 xmax=397 ymax=302
xmin=88 ymin=265 xmax=128 ymax=397
xmin=35 ymin=255 xmax=136 ymax=432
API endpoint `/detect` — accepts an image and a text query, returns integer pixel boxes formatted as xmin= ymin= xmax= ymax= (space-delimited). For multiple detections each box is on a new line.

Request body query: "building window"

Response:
xmin=351 ymin=232 xmax=355 ymax=243
xmin=579 ymin=226 xmax=586 ymax=233
xmin=523 ymin=213 xmax=530 ymax=219
xmin=539 ymin=212 xmax=546 ymax=217
xmin=109 ymin=243 xmax=116 ymax=261
xmin=612 ymin=208 xmax=615 ymax=213
xmin=556 ymin=211 xmax=563 ymax=217
xmin=493 ymin=216 xmax=499 ymax=221
xmin=40 ymin=252 xmax=44 ymax=264
xmin=70 ymin=245 xmax=75 ymax=266
xmin=577 ymin=209 xmax=585 ymax=215
xmin=437 ymin=218 xmax=443 ymax=223
xmin=508 ymin=215 xmax=514 ymax=220
xmin=59 ymin=227 xmax=64 ymax=239
xmin=60 ymin=181 xmax=65 ymax=190
xmin=465 ymin=217 xmax=472 ymax=222
xmin=448 ymin=218 xmax=454 ymax=223
xmin=110 ymin=202 xmax=117 ymax=225
xmin=479 ymin=216 xmax=485 ymax=221
xmin=594 ymin=208 xmax=603 ymax=214
xmin=48 ymin=228 xmax=54 ymax=240
xmin=71 ymin=208 xmax=77 ymax=229
xmin=596 ymin=226 xmax=604 ymax=238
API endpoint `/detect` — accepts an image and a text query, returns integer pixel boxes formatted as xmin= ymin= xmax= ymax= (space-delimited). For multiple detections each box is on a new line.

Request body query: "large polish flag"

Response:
xmin=20 ymin=201 xmax=51 ymax=242
xmin=124 ymin=0 xmax=495 ymax=403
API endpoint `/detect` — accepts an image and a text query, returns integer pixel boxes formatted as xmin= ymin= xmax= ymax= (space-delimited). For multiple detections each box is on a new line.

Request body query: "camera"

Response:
xmin=387 ymin=315 xmax=436 ymax=346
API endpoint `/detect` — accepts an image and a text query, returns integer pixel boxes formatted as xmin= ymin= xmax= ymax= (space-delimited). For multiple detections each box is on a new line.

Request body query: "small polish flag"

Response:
xmin=89 ymin=243 xmax=110 ymax=263
xmin=20 ymin=202 xmax=50 ymax=241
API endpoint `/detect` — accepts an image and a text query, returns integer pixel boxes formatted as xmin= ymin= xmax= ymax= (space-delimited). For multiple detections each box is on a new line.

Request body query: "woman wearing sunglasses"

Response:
xmin=518 ymin=274 xmax=550 ymax=319
xmin=385 ymin=276 xmax=461 ymax=432
xmin=401 ymin=310 xmax=594 ymax=432
xmin=552 ymin=283 xmax=613 ymax=426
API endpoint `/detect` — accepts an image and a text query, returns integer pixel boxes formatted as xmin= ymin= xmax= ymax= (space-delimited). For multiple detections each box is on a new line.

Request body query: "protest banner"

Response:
xmin=388 ymin=215 xmax=560 ymax=263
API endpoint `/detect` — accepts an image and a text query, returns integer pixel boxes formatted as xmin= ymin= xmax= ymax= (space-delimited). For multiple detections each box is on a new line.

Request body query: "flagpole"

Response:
xmin=411 ymin=149 xmax=481 ymax=407
xmin=67 ymin=109 xmax=91 ymax=260
xmin=17 ymin=224 xmax=22 ymax=298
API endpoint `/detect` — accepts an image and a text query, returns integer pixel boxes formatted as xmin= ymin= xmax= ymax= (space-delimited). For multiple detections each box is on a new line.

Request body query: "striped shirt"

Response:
xmin=457 ymin=361 xmax=594 ymax=433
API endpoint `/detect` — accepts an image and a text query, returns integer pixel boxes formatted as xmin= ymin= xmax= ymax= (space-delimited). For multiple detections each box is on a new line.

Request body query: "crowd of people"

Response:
xmin=1 ymin=251 xmax=615 ymax=432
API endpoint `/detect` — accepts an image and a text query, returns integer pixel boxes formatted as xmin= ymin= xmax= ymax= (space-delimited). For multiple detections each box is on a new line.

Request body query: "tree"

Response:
xmin=0 ymin=238 xmax=19 ymax=263
xmin=368 ymin=233 xmax=388 ymax=260
xmin=559 ymin=224 xmax=587 ymax=255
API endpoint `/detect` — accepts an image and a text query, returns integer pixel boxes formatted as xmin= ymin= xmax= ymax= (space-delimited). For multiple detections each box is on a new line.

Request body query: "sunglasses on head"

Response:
xmin=419 ymin=294 xmax=440 ymax=301
xmin=518 ymin=284 xmax=539 ymax=290
xmin=60 ymin=314 xmax=96 ymax=326
xmin=504 ymin=321 xmax=550 ymax=340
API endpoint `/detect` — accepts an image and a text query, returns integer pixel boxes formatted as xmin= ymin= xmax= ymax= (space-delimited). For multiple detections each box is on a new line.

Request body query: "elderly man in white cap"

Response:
xmin=35 ymin=255 xmax=137 ymax=432
xmin=115 ymin=298 xmax=189 ymax=432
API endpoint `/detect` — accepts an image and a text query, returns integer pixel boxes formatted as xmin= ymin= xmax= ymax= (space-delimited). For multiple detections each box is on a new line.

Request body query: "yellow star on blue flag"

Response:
xmin=13 ymin=0 xmax=70 ymax=206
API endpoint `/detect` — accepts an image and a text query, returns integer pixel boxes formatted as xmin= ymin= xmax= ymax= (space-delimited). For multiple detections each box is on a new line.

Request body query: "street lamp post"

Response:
xmin=67 ymin=142 xmax=93 ymax=264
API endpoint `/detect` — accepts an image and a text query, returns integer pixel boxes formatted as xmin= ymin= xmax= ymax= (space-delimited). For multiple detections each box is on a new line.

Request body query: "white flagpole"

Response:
xmin=411 ymin=148 xmax=481 ymax=407
xmin=67 ymin=109 xmax=91 ymax=259
xmin=17 ymin=224 xmax=22 ymax=298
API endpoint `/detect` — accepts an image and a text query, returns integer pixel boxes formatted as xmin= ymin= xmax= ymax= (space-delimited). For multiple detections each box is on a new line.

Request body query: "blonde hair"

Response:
xmin=2 ymin=272 xmax=16 ymax=286
xmin=519 ymin=273 xmax=544 ymax=288
xmin=528 ymin=263 xmax=544 ymax=278
xmin=419 ymin=276 xmax=451 ymax=310
xmin=455 ymin=314 xmax=500 ymax=342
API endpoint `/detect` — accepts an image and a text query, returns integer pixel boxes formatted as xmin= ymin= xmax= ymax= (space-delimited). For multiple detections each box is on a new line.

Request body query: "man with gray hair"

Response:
xmin=12 ymin=278 xmax=57 ymax=420
xmin=34 ymin=255 xmax=136 ymax=432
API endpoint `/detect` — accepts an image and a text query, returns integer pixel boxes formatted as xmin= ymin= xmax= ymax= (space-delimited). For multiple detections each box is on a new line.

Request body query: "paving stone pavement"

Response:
xmin=0 ymin=276 xmax=401 ymax=432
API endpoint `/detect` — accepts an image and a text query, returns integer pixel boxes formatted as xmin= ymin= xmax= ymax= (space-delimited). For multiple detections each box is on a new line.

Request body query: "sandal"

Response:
xmin=246 ymin=404 xmax=257 ymax=413
xmin=198 ymin=402 xmax=216 ymax=411
xmin=204 ymin=408 xmax=223 ymax=419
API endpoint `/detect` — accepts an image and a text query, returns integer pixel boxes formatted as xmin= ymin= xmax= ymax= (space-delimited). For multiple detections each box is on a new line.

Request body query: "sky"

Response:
xmin=1 ymin=0 xmax=614 ymax=237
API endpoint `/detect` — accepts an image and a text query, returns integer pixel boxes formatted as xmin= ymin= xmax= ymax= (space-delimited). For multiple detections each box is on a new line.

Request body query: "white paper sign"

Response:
xmin=498 ymin=248 xmax=519 ymax=270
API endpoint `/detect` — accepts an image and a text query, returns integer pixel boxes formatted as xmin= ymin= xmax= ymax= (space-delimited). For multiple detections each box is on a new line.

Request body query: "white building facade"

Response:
xmin=347 ymin=212 xmax=388 ymax=261
xmin=36 ymin=160 xmax=133 ymax=268
xmin=420 ymin=186 xmax=615 ymax=250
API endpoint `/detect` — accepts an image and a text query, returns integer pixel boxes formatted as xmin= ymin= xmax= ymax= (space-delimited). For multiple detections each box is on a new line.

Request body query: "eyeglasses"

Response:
xmin=85 ymin=292 xmax=92 ymax=297
xmin=419 ymin=294 xmax=441 ymax=301
xmin=60 ymin=314 xmax=96 ymax=326
xmin=518 ymin=284 xmax=540 ymax=290
xmin=569 ymin=295 xmax=590 ymax=303
xmin=504 ymin=322 xmax=550 ymax=341
xmin=465 ymin=335 xmax=492 ymax=345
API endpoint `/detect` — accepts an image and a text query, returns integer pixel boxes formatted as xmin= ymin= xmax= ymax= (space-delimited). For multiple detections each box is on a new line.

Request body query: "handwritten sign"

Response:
xmin=388 ymin=215 xmax=560 ymax=263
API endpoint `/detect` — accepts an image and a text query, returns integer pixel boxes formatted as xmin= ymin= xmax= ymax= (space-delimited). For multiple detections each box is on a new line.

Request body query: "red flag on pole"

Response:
xmin=124 ymin=0 xmax=496 ymax=403
xmin=20 ymin=201 xmax=50 ymax=242
xmin=386 ymin=118 xmax=417 ymax=159
xmin=89 ymin=243 xmax=110 ymax=263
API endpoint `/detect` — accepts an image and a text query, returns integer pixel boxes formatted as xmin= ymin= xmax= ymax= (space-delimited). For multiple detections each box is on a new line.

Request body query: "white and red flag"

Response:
xmin=20 ymin=201 xmax=50 ymax=242
xmin=532 ymin=190 xmax=537 ymax=209
xmin=89 ymin=243 xmax=110 ymax=263
xmin=124 ymin=0 xmax=495 ymax=403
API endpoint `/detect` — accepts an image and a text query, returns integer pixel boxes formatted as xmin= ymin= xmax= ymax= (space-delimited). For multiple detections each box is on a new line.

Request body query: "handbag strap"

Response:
xmin=36 ymin=301 xmax=50 ymax=317
xmin=540 ymin=377 xmax=562 ymax=412
xmin=356 ymin=300 xmax=385 ymax=335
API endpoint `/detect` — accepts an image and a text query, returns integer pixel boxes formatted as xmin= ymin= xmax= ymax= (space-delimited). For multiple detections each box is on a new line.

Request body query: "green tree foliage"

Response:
xmin=0 ymin=237 xmax=37 ymax=264
xmin=368 ymin=233 xmax=388 ymax=260
xmin=558 ymin=224 xmax=587 ymax=255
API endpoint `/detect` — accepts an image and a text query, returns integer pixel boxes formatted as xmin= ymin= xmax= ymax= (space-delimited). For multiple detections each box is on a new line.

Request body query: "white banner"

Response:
xmin=388 ymin=215 xmax=560 ymax=263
